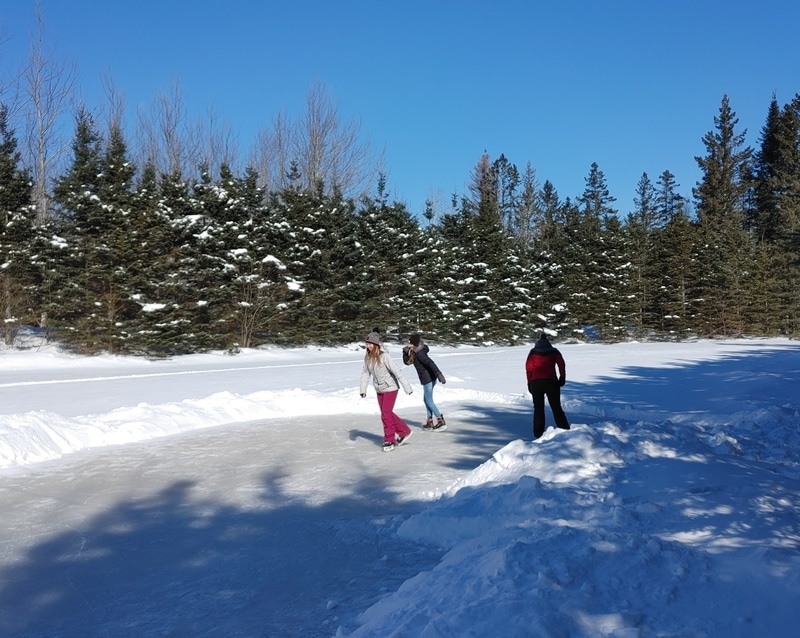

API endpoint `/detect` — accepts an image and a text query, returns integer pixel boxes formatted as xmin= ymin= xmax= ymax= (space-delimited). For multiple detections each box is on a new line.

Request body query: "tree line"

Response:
xmin=1 ymin=23 xmax=799 ymax=354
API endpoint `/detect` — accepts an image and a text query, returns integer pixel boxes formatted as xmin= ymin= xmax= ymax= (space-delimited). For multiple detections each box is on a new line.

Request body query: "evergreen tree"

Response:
xmin=654 ymin=170 xmax=686 ymax=229
xmin=536 ymin=180 xmax=565 ymax=254
xmin=136 ymin=169 xmax=205 ymax=354
xmin=651 ymin=202 xmax=697 ymax=337
xmin=0 ymin=104 xmax=38 ymax=344
xmin=51 ymin=107 xmax=138 ymax=352
xmin=119 ymin=161 xmax=178 ymax=354
xmin=492 ymin=153 xmax=520 ymax=234
xmin=557 ymin=199 xmax=594 ymax=337
xmin=514 ymin=162 xmax=539 ymax=247
xmin=356 ymin=175 xmax=426 ymax=339
xmin=751 ymin=96 xmax=784 ymax=242
xmin=625 ymin=172 xmax=658 ymax=334
xmin=692 ymin=95 xmax=754 ymax=335
xmin=747 ymin=95 xmax=800 ymax=335
xmin=275 ymin=177 xmax=363 ymax=344
xmin=570 ymin=162 xmax=624 ymax=339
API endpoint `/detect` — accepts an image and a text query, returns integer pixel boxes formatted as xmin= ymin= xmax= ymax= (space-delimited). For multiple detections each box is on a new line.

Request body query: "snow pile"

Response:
xmin=347 ymin=417 xmax=800 ymax=637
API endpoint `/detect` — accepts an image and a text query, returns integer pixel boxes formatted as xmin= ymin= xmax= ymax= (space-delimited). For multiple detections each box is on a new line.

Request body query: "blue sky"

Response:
xmin=2 ymin=0 xmax=799 ymax=219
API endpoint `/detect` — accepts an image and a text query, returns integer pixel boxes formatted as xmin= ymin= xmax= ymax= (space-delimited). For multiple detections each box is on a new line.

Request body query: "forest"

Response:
xmin=1 ymin=29 xmax=799 ymax=355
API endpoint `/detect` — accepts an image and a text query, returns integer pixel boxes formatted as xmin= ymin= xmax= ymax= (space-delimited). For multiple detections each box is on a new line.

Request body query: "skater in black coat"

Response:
xmin=402 ymin=333 xmax=447 ymax=430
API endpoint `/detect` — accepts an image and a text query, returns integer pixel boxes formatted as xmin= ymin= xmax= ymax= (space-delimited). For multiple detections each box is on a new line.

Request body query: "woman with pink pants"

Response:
xmin=360 ymin=331 xmax=414 ymax=451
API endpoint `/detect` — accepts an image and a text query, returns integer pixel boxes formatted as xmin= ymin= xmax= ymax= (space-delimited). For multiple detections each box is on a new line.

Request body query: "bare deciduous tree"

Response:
xmin=135 ymin=78 xmax=200 ymax=178
xmin=135 ymin=79 xmax=239 ymax=181
xmin=196 ymin=104 xmax=240 ymax=178
xmin=250 ymin=110 xmax=291 ymax=194
xmin=250 ymin=81 xmax=383 ymax=199
xmin=20 ymin=1 xmax=76 ymax=223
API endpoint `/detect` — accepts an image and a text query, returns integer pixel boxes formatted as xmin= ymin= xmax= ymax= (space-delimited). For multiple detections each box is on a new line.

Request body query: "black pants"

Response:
xmin=528 ymin=379 xmax=570 ymax=438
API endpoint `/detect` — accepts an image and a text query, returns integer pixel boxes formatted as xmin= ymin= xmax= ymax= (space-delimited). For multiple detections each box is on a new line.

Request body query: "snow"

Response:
xmin=1 ymin=339 xmax=799 ymax=636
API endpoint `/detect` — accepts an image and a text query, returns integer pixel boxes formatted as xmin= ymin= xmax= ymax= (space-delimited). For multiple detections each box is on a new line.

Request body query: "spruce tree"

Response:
xmin=626 ymin=172 xmax=658 ymax=334
xmin=50 ymin=108 xmax=130 ymax=352
xmin=356 ymin=176 xmax=426 ymax=339
xmin=651 ymin=203 xmax=697 ymax=337
xmin=573 ymin=162 xmax=624 ymax=339
xmin=692 ymin=95 xmax=754 ymax=336
xmin=138 ymin=169 xmax=204 ymax=354
xmin=0 ymin=105 xmax=38 ymax=345
xmin=527 ymin=182 xmax=569 ymax=337
xmin=274 ymin=175 xmax=363 ymax=344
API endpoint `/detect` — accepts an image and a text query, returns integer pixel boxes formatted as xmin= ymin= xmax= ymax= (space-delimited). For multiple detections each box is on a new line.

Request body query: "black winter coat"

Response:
xmin=402 ymin=342 xmax=442 ymax=385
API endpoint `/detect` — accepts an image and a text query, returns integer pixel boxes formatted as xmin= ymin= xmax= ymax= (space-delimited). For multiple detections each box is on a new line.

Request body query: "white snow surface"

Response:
xmin=1 ymin=338 xmax=799 ymax=636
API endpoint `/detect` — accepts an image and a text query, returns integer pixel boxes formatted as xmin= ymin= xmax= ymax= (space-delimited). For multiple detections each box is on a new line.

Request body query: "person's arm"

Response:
xmin=359 ymin=363 xmax=371 ymax=396
xmin=525 ymin=352 xmax=535 ymax=383
xmin=386 ymin=353 xmax=413 ymax=394
xmin=416 ymin=349 xmax=444 ymax=382
xmin=556 ymin=354 xmax=566 ymax=386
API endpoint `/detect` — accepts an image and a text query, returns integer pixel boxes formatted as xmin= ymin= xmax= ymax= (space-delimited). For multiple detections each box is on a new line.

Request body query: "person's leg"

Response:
xmin=529 ymin=380 xmax=547 ymax=438
xmin=380 ymin=390 xmax=411 ymax=440
xmin=422 ymin=381 xmax=441 ymax=418
xmin=376 ymin=391 xmax=398 ymax=443
xmin=545 ymin=381 xmax=570 ymax=430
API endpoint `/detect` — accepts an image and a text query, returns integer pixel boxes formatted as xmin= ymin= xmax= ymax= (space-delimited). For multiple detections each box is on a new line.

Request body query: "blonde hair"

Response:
xmin=365 ymin=343 xmax=383 ymax=368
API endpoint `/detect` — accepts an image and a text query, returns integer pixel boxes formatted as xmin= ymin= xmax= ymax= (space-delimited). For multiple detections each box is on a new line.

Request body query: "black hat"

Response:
xmin=409 ymin=333 xmax=421 ymax=347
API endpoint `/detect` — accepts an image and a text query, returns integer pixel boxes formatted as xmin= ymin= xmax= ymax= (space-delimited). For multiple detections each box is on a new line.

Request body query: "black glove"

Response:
xmin=437 ymin=373 xmax=446 ymax=384
xmin=559 ymin=377 xmax=566 ymax=387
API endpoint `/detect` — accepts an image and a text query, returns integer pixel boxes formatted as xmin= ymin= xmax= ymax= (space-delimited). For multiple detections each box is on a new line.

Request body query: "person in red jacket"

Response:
xmin=525 ymin=333 xmax=570 ymax=439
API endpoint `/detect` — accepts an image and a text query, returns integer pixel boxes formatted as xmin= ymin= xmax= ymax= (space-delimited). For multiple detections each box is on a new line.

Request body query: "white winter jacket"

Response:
xmin=360 ymin=347 xmax=413 ymax=395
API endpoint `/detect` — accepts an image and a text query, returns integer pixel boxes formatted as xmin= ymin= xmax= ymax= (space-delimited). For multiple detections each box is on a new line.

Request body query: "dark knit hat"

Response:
xmin=533 ymin=332 xmax=555 ymax=353
xmin=365 ymin=331 xmax=381 ymax=345
xmin=409 ymin=333 xmax=421 ymax=347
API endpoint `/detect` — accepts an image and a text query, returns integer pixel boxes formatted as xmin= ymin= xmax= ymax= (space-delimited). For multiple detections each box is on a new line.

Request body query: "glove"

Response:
xmin=437 ymin=373 xmax=446 ymax=384
xmin=558 ymin=378 xmax=566 ymax=387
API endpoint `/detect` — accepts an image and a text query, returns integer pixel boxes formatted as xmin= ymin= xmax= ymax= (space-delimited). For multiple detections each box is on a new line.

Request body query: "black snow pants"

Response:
xmin=528 ymin=378 xmax=570 ymax=439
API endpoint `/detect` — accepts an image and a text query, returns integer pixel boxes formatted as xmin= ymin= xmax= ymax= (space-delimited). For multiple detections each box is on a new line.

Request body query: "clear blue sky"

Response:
xmin=2 ymin=0 xmax=799 ymax=219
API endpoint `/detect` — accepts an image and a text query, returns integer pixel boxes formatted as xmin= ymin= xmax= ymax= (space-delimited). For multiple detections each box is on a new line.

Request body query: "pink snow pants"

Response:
xmin=376 ymin=390 xmax=411 ymax=443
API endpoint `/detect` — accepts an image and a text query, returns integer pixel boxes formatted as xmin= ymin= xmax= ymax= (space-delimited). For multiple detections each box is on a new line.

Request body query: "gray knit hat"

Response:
xmin=365 ymin=331 xmax=381 ymax=345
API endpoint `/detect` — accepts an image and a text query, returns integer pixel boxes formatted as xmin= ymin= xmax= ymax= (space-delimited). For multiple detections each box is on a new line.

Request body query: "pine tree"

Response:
xmin=571 ymin=162 xmax=625 ymax=339
xmin=356 ymin=176 xmax=426 ymax=339
xmin=649 ymin=171 xmax=693 ymax=336
xmin=651 ymin=203 xmax=697 ymax=337
xmin=135 ymin=169 xmax=204 ymax=355
xmin=751 ymin=96 xmax=784 ymax=242
xmin=514 ymin=162 xmax=539 ymax=247
xmin=0 ymin=104 xmax=38 ymax=345
xmin=626 ymin=172 xmax=658 ymax=334
xmin=492 ymin=154 xmax=520 ymax=234
xmin=692 ymin=95 xmax=754 ymax=336
xmin=654 ymin=170 xmax=686 ymax=229
xmin=50 ymin=108 xmax=127 ymax=352
xmin=274 ymin=176 xmax=363 ymax=344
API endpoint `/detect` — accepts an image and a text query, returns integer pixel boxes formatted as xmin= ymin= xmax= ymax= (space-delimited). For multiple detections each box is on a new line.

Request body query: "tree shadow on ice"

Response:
xmin=0 ymin=471 xmax=441 ymax=637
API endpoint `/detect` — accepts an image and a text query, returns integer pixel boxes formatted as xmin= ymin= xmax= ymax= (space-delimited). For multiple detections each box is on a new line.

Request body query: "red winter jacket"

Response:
xmin=525 ymin=338 xmax=566 ymax=384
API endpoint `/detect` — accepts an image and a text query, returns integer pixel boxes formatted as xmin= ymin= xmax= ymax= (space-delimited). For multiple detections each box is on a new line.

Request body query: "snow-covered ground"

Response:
xmin=1 ymin=339 xmax=799 ymax=636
